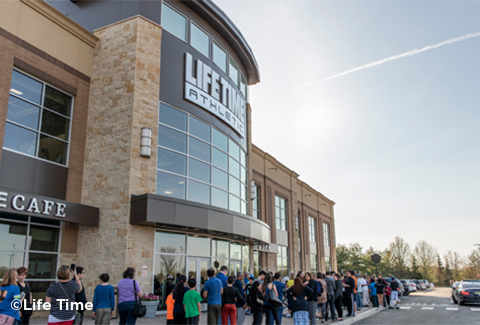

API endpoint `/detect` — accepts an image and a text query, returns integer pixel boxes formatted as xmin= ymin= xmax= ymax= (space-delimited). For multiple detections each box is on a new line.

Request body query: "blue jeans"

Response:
xmin=371 ymin=295 xmax=378 ymax=307
xmin=356 ymin=292 xmax=363 ymax=308
xmin=118 ymin=301 xmax=137 ymax=325
xmin=270 ymin=306 xmax=283 ymax=324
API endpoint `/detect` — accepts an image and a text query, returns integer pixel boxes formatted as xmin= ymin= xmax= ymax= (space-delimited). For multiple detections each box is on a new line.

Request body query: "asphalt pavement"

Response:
xmin=355 ymin=287 xmax=480 ymax=325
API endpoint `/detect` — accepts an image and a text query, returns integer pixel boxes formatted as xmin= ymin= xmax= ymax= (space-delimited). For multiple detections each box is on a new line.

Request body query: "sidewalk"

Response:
xmin=30 ymin=306 xmax=383 ymax=324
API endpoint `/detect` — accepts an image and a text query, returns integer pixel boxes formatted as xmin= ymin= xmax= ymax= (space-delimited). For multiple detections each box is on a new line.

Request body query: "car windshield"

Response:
xmin=461 ymin=283 xmax=480 ymax=289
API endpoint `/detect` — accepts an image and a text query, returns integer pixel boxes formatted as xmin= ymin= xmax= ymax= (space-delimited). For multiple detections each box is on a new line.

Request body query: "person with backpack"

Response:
xmin=303 ymin=272 xmax=318 ymax=325
xmin=0 ymin=269 xmax=22 ymax=325
xmin=286 ymin=278 xmax=314 ymax=325
xmin=315 ymin=273 xmax=327 ymax=323
xmin=261 ymin=273 xmax=280 ymax=325
xmin=272 ymin=272 xmax=286 ymax=325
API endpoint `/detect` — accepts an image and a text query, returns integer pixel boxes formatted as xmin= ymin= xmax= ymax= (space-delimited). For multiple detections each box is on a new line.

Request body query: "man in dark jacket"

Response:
xmin=234 ymin=272 xmax=247 ymax=325
xmin=389 ymin=277 xmax=400 ymax=309
xmin=324 ymin=272 xmax=336 ymax=321
xmin=343 ymin=271 xmax=356 ymax=317
xmin=333 ymin=273 xmax=343 ymax=321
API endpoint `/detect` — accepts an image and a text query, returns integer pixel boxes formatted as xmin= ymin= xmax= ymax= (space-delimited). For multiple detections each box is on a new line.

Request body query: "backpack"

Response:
xmin=316 ymin=280 xmax=323 ymax=296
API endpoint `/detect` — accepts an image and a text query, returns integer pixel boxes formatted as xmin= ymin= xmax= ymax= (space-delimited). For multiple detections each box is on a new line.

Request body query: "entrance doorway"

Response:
xmin=230 ymin=260 xmax=242 ymax=276
xmin=187 ymin=257 xmax=210 ymax=310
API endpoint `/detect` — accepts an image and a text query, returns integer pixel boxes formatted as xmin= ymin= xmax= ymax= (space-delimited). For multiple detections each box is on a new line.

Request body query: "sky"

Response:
xmin=213 ymin=0 xmax=480 ymax=258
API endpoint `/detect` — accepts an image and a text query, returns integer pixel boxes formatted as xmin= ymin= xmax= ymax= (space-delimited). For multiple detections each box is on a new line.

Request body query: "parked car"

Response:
xmin=401 ymin=279 xmax=417 ymax=293
xmin=419 ymin=279 xmax=430 ymax=289
xmin=452 ymin=282 xmax=480 ymax=305
xmin=413 ymin=280 xmax=425 ymax=290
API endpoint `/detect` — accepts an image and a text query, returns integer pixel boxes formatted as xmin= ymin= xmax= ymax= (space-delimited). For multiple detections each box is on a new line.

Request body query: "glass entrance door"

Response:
xmin=187 ymin=257 xmax=211 ymax=311
xmin=230 ymin=260 xmax=242 ymax=276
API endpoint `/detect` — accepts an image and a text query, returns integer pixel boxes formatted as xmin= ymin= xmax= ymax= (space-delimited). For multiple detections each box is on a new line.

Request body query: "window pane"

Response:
xmin=155 ymin=231 xmax=186 ymax=254
xmin=188 ymin=158 xmax=210 ymax=183
xmin=10 ymin=70 xmax=42 ymax=105
xmin=3 ymin=122 xmax=38 ymax=156
xmin=27 ymin=253 xmax=57 ymax=279
xmin=158 ymin=125 xmax=187 ymax=153
xmin=155 ymin=254 xmax=186 ymax=310
xmin=240 ymin=184 xmax=246 ymax=200
xmin=0 ymin=251 xmax=24 ymax=275
xmin=187 ymin=180 xmax=210 ymax=205
xmin=189 ymin=137 xmax=210 ymax=162
xmin=0 ymin=220 xmax=27 ymax=250
xmin=240 ymin=200 xmax=247 ymax=215
xmin=229 ymin=157 xmax=240 ymax=178
xmin=157 ymin=147 xmax=186 ymax=175
xmin=211 ymin=187 xmax=228 ymax=210
xmin=189 ymin=116 xmax=211 ymax=142
xmin=212 ymin=167 xmax=228 ymax=190
xmin=7 ymin=96 xmax=40 ymax=130
xmin=212 ymin=129 xmax=228 ymax=152
xmin=242 ymin=245 xmax=249 ymax=261
xmin=187 ymin=236 xmax=211 ymax=256
xmin=28 ymin=225 xmax=59 ymax=252
xmin=229 ymin=59 xmax=239 ymax=86
xmin=229 ymin=194 xmax=240 ymax=213
xmin=240 ymin=150 xmax=246 ymax=167
xmin=241 ymin=75 xmax=247 ymax=98
xmin=161 ymin=3 xmax=186 ymax=41
xmin=160 ymin=103 xmax=187 ymax=131
xmin=213 ymin=240 xmax=229 ymax=257
xmin=228 ymin=139 xmax=240 ymax=160
xmin=229 ymin=176 xmax=240 ymax=196
xmin=190 ymin=23 xmax=210 ymax=58
xmin=157 ymin=170 xmax=186 ymax=199
xmin=30 ymin=281 xmax=54 ymax=302
xmin=212 ymin=148 xmax=228 ymax=171
xmin=230 ymin=243 xmax=241 ymax=259
xmin=240 ymin=166 xmax=246 ymax=184
xmin=41 ymin=110 xmax=69 ymax=140
xmin=38 ymin=134 xmax=67 ymax=165
xmin=213 ymin=41 xmax=227 ymax=72
xmin=43 ymin=86 xmax=71 ymax=117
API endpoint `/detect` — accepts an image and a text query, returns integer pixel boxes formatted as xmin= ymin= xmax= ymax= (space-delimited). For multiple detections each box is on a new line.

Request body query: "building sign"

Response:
xmin=253 ymin=244 xmax=271 ymax=252
xmin=184 ymin=53 xmax=246 ymax=138
xmin=0 ymin=187 xmax=99 ymax=226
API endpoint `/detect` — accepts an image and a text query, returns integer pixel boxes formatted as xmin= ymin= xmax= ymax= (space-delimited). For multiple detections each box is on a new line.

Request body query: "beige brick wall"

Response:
xmin=79 ymin=16 xmax=161 ymax=303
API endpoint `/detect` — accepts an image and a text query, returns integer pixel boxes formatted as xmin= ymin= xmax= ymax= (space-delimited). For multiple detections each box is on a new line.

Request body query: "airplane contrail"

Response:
xmin=294 ymin=31 xmax=480 ymax=89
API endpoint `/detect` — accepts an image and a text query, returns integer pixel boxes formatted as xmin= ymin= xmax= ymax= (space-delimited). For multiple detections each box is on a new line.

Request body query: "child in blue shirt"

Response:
xmin=0 ymin=269 xmax=21 ymax=324
xmin=92 ymin=273 xmax=115 ymax=325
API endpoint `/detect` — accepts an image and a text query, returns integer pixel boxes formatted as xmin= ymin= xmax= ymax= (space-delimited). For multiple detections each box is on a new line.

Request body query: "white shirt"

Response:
xmin=360 ymin=278 xmax=369 ymax=291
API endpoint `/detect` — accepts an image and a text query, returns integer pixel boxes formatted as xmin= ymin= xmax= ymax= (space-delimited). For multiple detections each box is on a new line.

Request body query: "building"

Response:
xmin=0 ymin=0 xmax=336 ymax=314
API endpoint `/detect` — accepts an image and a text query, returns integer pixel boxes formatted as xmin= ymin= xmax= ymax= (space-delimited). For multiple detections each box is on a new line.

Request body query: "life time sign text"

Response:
xmin=184 ymin=53 xmax=246 ymax=138
xmin=0 ymin=191 xmax=66 ymax=218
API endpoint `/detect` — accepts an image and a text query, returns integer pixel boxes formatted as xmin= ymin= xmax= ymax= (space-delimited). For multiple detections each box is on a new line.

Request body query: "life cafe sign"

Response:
xmin=184 ymin=53 xmax=246 ymax=138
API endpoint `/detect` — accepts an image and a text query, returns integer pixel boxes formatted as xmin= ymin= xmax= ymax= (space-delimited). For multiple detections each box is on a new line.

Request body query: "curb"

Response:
xmin=343 ymin=307 xmax=383 ymax=324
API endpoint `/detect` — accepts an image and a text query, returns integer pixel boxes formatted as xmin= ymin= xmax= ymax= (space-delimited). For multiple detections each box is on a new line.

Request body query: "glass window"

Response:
xmin=252 ymin=185 xmax=260 ymax=219
xmin=212 ymin=129 xmax=228 ymax=152
xmin=155 ymin=231 xmax=186 ymax=254
xmin=277 ymin=245 xmax=289 ymax=278
xmin=212 ymin=148 xmax=228 ymax=171
xmin=230 ymin=243 xmax=242 ymax=260
xmin=187 ymin=180 xmax=210 ymax=205
xmin=30 ymin=281 xmax=54 ymax=302
xmin=229 ymin=176 xmax=240 ymax=197
xmin=189 ymin=137 xmax=211 ymax=163
xmin=325 ymin=257 xmax=331 ymax=272
xmin=228 ymin=139 xmax=240 ymax=161
xmin=156 ymin=170 xmax=186 ymax=199
xmin=229 ymin=58 xmax=239 ymax=86
xmin=189 ymin=116 xmax=211 ymax=142
xmin=324 ymin=223 xmax=330 ymax=248
xmin=41 ymin=110 xmax=69 ymax=140
xmin=229 ymin=194 xmax=240 ymax=213
xmin=28 ymin=253 xmax=57 ymax=279
xmin=37 ymin=135 xmax=67 ymax=165
xmin=28 ymin=226 xmax=59 ymax=252
xmin=190 ymin=23 xmax=210 ymax=58
xmin=211 ymin=187 xmax=228 ymax=210
xmin=242 ymin=245 xmax=250 ymax=262
xmin=309 ymin=217 xmax=317 ymax=243
xmin=253 ymin=251 xmax=261 ymax=278
xmin=275 ymin=196 xmax=288 ymax=231
xmin=241 ymin=200 xmax=247 ymax=215
xmin=154 ymin=253 xmax=186 ymax=310
xmin=188 ymin=158 xmax=210 ymax=183
xmin=44 ymin=86 xmax=72 ymax=117
xmin=187 ymin=236 xmax=211 ymax=256
xmin=240 ymin=166 xmax=246 ymax=184
xmin=0 ymin=251 xmax=25 ymax=274
xmin=5 ymin=122 xmax=38 ymax=157
xmin=0 ymin=221 xmax=27 ymax=250
xmin=160 ymin=103 xmax=187 ymax=131
xmin=212 ymin=167 xmax=228 ymax=191
xmin=213 ymin=41 xmax=227 ymax=72
xmin=157 ymin=148 xmax=186 ymax=175
xmin=311 ymin=254 xmax=318 ymax=274
xmin=10 ymin=70 xmax=42 ymax=104
xmin=6 ymin=96 xmax=40 ymax=130
xmin=240 ymin=150 xmax=246 ymax=167
xmin=213 ymin=240 xmax=229 ymax=257
xmin=240 ymin=75 xmax=247 ymax=98
xmin=158 ymin=125 xmax=187 ymax=153
xmin=161 ymin=3 xmax=186 ymax=41
xmin=229 ymin=157 xmax=240 ymax=178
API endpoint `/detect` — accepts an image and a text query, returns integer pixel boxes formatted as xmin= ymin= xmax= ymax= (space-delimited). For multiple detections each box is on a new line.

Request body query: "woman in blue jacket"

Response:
xmin=0 ymin=269 xmax=21 ymax=325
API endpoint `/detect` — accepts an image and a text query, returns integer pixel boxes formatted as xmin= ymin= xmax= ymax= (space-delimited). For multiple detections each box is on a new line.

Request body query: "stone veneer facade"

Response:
xmin=78 ymin=16 xmax=162 ymax=301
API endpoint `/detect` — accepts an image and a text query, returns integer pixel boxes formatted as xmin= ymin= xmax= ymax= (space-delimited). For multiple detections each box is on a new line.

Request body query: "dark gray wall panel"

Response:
xmin=176 ymin=204 xmax=208 ymax=229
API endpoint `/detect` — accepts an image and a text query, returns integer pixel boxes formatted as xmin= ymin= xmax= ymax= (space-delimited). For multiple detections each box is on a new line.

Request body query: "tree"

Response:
xmin=413 ymin=240 xmax=437 ymax=281
xmin=410 ymin=255 xmax=422 ymax=279
xmin=435 ymin=254 xmax=446 ymax=286
xmin=336 ymin=242 xmax=365 ymax=274
xmin=444 ymin=251 xmax=463 ymax=281
xmin=389 ymin=237 xmax=411 ymax=278
xmin=462 ymin=247 xmax=480 ymax=280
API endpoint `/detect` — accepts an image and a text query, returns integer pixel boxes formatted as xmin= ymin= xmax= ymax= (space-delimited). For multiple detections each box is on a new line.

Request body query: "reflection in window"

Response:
xmin=212 ymin=148 xmax=228 ymax=171
xmin=229 ymin=176 xmax=240 ymax=197
xmin=28 ymin=253 xmax=57 ymax=279
xmin=44 ymin=86 xmax=72 ymax=117
xmin=189 ymin=137 xmax=211 ymax=163
xmin=3 ymin=123 xmax=38 ymax=156
xmin=229 ymin=58 xmax=239 ymax=86
xmin=311 ymin=254 xmax=318 ymax=274
xmin=228 ymin=139 xmax=240 ymax=161
xmin=229 ymin=194 xmax=240 ymax=213
xmin=156 ymin=171 xmax=186 ymax=199
xmin=230 ymin=243 xmax=241 ymax=259
xmin=0 ymin=220 xmax=27 ymax=250
xmin=252 ymin=185 xmax=260 ymax=219
xmin=154 ymin=254 xmax=186 ymax=310
xmin=309 ymin=217 xmax=317 ymax=243
xmin=161 ymin=2 xmax=186 ymax=41
xmin=158 ymin=148 xmax=186 ymax=176
xmin=211 ymin=187 xmax=228 ymax=210
xmin=190 ymin=23 xmax=210 ymax=58
xmin=160 ymin=103 xmax=187 ymax=131
xmin=187 ymin=236 xmax=211 ymax=256
xmin=213 ymin=240 xmax=229 ymax=257
xmin=212 ymin=167 xmax=228 ymax=191
xmin=9 ymin=70 xmax=42 ymax=104
xmin=229 ymin=157 xmax=240 ymax=178
xmin=275 ymin=196 xmax=288 ymax=231
xmin=158 ymin=125 xmax=187 ymax=153
xmin=6 ymin=96 xmax=40 ymax=130
xmin=188 ymin=158 xmax=210 ymax=183
xmin=155 ymin=231 xmax=186 ymax=254
xmin=187 ymin=179 xmax=210 ymax=205
xmin=29 ymin=226 xmax=59 ymax=252
xmin=189 ymin=116 xmax=211 ymax=142
xmin=277 ymin=245 xmax=289 ymax=278
xmin=212 ymin=129 xmax=228 ymax=152
xmin=213 ymin=41 xmax=227 ymax=72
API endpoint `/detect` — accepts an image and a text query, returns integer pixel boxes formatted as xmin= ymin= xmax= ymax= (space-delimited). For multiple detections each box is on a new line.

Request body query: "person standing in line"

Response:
xmin=0 ymin=269 xmax=22 ymax=325
xmin=343 ymin=271 xmax=355 ymax=317
xmin=117 ymin=267 xmax=142 ymax=325
xmin=286 ymin=278 xmax=314 ymax=325
xmin=203 ymin=268 xmax=223 ymax=325
xmin=17 ymin=267 xmax=32 ymax=325
xmin=350 ymin=271 xmax=358 ymax=314
xmin=254 ymin=271 xmax=266 ymax=286
xmin=166 ymin=288 xmax=175 ymax=325
xmin=378 ymin=275 xmax=388 ymax=306
xmin=355 ymin=274 xmax=363 ymax=310
xmin=183 ymin=278 xmax=202 ymax=325
xmin=222 ymin=276 xmax=244 ymax=325
xmin=92 ymin=273 xmax=115 ymax=325
xmin=333 ymin=273 xmax=343 ymax=321
xmin=172 ymin=275 xmax=189 ymax=325
xmin=361 ymin=276 xmax=369 ymax=307
xmin=216 ymin=266 xmax=229 ymax=288
xmin=323 ymin=272 xmax=336 ymax=322
xmin=272 ymin=272 xmax=286 ymax=324
xmin=71 ymin=267 xmax=87 ymax=325
xmin=233 ymin=272 xmax=247 ymax=325
xmin=315 ymin=273 xmax=327 ymax=323
xmin=303 ymin=272 xmax=317 ymax=325
xmin=389 ymin=278 xmax=400 ymax=309
xmin=261 ymin=273 xmax=280 ymax=325
xmin=248 ymin=282 xmax=264 ymax=325
xmin=385 ymin=284 xmax=391 ymax=306
xmin=296 ymin=271 xmax=305 ymax=282
xmin=286 ymin=273 xmax=295 ymax=289
xmin=376 ymin=278 xmax=385 ymax=308
xmin=368 ymin=280 xmax=378 ymax=307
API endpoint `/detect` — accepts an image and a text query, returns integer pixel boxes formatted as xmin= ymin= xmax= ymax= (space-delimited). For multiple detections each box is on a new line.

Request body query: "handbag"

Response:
xmin=265 ymin=290 xmax=282 ymax=307
xmin=132 ymin=280 xmax=146 ymax=318
xmin=57 ymin=282 xmax=82 ymax=325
